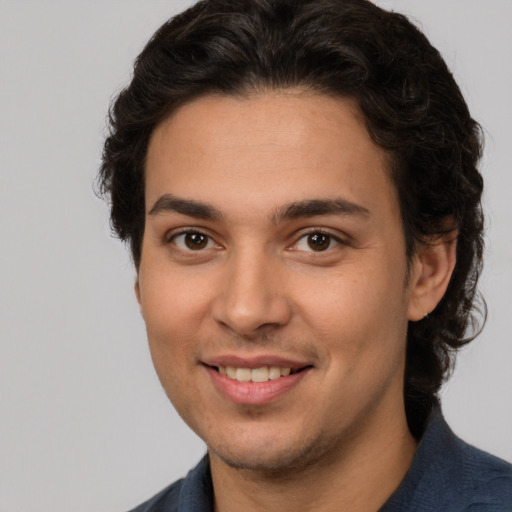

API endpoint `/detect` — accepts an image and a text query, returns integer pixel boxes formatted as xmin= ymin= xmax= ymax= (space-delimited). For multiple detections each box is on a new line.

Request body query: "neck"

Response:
xmin=210 ymin=399 xmax=417 ymax=512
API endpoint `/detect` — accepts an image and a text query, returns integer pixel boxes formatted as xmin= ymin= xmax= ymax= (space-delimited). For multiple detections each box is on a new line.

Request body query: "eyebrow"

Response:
xmin=148 ymin=194 xmax=223 ymax=220
xmin=148 ymin=194 xmax=369 ymax=223
xmin=272 ymin=198 xmax=370 ymax=223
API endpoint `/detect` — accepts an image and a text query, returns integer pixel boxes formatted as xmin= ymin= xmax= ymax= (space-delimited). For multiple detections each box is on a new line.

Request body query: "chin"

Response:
xmin=207 ymin=428 xmax=332 ymax=474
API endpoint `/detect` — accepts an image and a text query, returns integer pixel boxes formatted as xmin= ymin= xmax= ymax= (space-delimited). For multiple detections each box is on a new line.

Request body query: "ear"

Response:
xmin=134 ymin=278 xmax=143 ymax=316
xmin=407 ymin=233 xmax=457 ymax=321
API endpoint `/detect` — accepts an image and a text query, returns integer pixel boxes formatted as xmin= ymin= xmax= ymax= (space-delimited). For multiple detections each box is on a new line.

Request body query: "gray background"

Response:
xmin=1 ymin=1 xmax=511 ymax=511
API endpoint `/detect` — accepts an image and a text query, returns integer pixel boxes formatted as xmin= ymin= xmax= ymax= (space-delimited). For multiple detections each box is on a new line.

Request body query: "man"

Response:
xmin=98 ymin=0 xmax=512 ymax=510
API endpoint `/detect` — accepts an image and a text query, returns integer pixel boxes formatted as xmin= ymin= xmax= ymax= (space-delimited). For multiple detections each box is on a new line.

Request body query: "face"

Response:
xmin=137 ymin=92 xmax=419 ymax=473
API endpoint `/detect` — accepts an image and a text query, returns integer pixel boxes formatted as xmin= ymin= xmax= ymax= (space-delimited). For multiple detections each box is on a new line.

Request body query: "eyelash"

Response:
xmin=167 ymin=229 xmax=220 ymax=252
xmin=290 ymin=230 xmax=347 ymax=253
xmin=166 ymin=228 xmax=348 ymax=254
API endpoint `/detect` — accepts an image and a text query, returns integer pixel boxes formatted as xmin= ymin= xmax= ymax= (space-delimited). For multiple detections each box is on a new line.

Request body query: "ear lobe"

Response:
xmin=407 ymin=233 xmax=457 ymax=321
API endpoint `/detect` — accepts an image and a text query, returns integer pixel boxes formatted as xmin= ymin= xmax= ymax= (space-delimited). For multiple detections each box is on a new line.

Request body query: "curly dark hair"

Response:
xmin=98 ymin=0 xmax=485 ymax=436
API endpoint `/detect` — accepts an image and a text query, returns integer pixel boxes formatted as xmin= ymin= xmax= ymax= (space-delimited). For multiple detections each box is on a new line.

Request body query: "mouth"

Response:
xmin=204 ymin=362 xmax=312 ymax=405
xmin=202 ymin=355 xmax=313 ymax=405
xmin=212 ymin=365 xmax=310 ymax=383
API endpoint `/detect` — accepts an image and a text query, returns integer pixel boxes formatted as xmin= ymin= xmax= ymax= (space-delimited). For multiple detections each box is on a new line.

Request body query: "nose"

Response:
xmin=211 ymin=249 xmax=292 ymax=337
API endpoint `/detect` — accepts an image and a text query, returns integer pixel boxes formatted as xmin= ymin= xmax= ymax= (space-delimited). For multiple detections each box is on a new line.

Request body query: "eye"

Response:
xmin=171 ymin=231 xmax=217 ymax=251
xmin=293 ymin=232 xmax=341 ymax=252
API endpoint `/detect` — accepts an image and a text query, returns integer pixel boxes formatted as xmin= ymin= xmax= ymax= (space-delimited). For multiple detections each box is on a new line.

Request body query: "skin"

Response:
xmin=136 ymin=91 xmax=456 ymax=512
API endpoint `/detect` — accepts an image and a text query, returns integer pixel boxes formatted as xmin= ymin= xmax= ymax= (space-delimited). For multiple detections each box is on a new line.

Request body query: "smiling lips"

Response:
xmin=204 ymin=359 xmax=312 ymax=405
xmin=218 ymin=365 xmax=293 ymax=383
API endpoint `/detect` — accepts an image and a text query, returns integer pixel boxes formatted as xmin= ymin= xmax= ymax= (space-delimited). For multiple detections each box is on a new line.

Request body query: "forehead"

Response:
xmin=145 ymin=91 xmax=397 ymax=223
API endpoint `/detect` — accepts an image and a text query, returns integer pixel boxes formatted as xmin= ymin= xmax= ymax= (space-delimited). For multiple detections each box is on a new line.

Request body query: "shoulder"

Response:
xmin=381 ymin=408 xmax=512 ymax=511
xmin=127 ymin=479 xmax=184 ymax=512
xmin=431 ymin=414 xmax=512 ymax=509
xmin=451 ymin=438 xmax=512 ymax=511
xmin=126 ymin=456 xmax=213 ymax=512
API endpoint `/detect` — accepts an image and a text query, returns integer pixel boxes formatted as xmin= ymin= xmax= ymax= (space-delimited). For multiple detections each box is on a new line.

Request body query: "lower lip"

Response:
xmin=205 ymin=365 xmax=310 ymax=406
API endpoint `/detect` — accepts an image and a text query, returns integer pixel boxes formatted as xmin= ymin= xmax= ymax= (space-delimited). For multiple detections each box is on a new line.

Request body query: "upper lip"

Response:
xmin=202 ymin=354 xmax=311 ymax=370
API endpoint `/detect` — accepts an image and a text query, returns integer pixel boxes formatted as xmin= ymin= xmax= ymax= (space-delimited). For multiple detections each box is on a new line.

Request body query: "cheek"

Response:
xmin=140 ymin=261 xmax=210 ymax=332
xmin=295 ymin=267 xmax=408 ymax=362
xmin=139 ymin=277 xmax=206 ymax=418
xmin=138 ymin=270 xmax=205 ymax=374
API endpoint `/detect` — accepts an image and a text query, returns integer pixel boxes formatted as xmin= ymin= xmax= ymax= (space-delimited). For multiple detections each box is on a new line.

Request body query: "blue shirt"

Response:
xmin=129 ymin=408 xmax=512 ymax=511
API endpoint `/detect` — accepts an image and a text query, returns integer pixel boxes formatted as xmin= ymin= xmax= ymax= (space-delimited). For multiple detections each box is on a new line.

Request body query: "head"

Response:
xmin=99 ymin=0 xmax=484 ymax=439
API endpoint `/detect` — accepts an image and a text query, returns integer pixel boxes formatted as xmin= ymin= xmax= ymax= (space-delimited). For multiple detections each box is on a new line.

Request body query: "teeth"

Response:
xmin=251 ymin=367 xmax=269 ymax=383
xmin=268 ymin=366 xmax=282 ymax=380
xmin=235 ymin=368 xmax=252 ymax=382
xmin=218 ymin=366 xmax=294 ymax=383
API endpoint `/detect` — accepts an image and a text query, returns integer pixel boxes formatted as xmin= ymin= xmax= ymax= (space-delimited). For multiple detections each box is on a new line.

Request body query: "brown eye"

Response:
xmin=185 ymin=232 xmax=208 ymax=250
xmin=172 ymin=232 xmax=213 ymax=251
xmin=293 ymin=232 xmax=341 ymax=253
xmin=307 ymin=233 xmax=331 ymax=251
